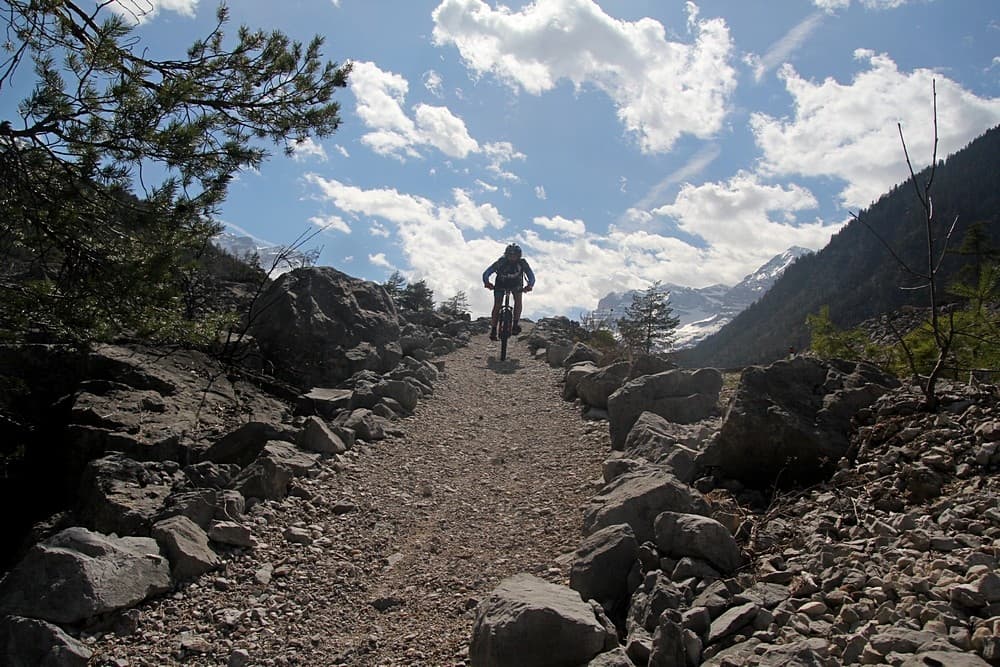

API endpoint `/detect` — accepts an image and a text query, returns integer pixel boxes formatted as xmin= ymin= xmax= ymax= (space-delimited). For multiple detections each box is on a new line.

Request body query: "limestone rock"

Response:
xmin=469 ymin=573 xmax=613 ymax=667
xmin=0 ymin=527 xmax=171 ymax=624
xmin=583 ymin=468 xmax=710 ymax=543
xmin=608 ymin=368 xmax=722 ymax=449
xmin=0 ymin=615 xmax=92 ymax=667
xmin=152 ymin=515 xmax=220 ymax=580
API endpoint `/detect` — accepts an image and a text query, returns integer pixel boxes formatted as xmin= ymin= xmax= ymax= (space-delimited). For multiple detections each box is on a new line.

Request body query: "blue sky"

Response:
xmin=17 ymin=1 xmax=1000 ymax=317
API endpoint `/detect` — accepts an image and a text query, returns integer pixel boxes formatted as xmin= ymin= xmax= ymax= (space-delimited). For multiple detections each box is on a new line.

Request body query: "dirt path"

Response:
xmin=90 ymin=330 xmax=610 ymax=666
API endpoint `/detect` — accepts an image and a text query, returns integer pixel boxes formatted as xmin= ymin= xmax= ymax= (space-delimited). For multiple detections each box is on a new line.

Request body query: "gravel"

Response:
xmin=86 ymin=330 xmax=610 ymax=666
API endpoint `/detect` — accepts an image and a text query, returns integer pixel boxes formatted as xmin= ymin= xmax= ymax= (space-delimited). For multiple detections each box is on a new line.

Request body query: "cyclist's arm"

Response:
xmin=482 ymin=261 xmax=499 ymax=284
xmin=522 ymin=261 xmax=536 ymax=288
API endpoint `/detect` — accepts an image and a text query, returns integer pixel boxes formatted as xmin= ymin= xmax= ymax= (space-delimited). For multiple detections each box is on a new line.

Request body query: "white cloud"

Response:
xmin=534 ymin=215 xmax=586 ymax=237
xmin=424 ymin=70 xmax=444 ymax=97
xmin=107 ymin=0 xmax=198 ymax=22
xmin=447 ymin=189 xmax=507 ymax=231
xmin=304 ymin=174 xmax=507 ymax=314
xmin=334 ymin=144 xmax=350 ymax=158
xmin=369 ymin=253 xmax=393 ymax=269
xmin=349 ymin=61 xmax=417 ymax=152
xmin=631 ymin=143 xmax=720 ymax=213
xmin=414 ymin=104 xmax=479 ymax=157
xmin=304 ymin=174 xmax=837 ymax=318
xmin=653 ymin=172 xmax=840 ymax=275
xmin=291 ymin=137 xmax=328 ymax=162
xmin=349 ymin=61 xmax=524 ymax=179
xmin=859 ymin=0 xmax=910 ymax=8
xmin=746 ymin=12 xmax=825 ymax=82
xmin=308 ymin=214 xmax=352 ymax=234
xmin=331 ymin=0 xmax=341 ymax=7
xmin=350 ymin=61 xmax=478 ymax=160
xmin=751 ymin=52 xmax=1000 ymax=208
xmin=535 ymin=185 xmax=547 ymax=200
xmin=432 ymin=0 xmax=737 ymax=153
xmin=476 ymin=179 xmax=499 ymax=192
xmin=483 ymin=141 xmax=526 ymax=181
xmin=813 ymin=0 xmax=910 ymax=10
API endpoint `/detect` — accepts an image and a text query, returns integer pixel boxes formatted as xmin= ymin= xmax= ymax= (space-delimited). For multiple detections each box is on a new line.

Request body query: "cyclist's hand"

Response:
xmin=484 ymin=282 xmax=494 ymax=290
xmin=522 ymin=285 xmax=533 ymax=293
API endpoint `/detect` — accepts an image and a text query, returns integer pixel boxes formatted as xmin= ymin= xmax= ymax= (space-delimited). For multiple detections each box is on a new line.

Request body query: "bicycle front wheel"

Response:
xmin=499 ymin=308 xmax=512 ymax=360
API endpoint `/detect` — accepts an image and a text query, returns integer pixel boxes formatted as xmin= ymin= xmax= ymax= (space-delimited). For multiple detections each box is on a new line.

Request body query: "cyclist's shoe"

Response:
xmin=489 ymin=329 xmax=498 ymax=341
xmin=511 ymin=324 xmax=522 ymax=335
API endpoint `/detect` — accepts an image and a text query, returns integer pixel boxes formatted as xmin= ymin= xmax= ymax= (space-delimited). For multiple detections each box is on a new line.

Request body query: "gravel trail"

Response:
xmin=89 ymin=330 xmax=610 ymax=666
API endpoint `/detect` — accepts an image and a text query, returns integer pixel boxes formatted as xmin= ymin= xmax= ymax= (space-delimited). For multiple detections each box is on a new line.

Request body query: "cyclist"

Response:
xmin=483 ymin=243 xmax=535 ymax=341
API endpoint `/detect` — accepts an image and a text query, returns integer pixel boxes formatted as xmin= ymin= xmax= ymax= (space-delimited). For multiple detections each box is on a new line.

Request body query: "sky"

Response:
xmin=19 ymin=1 xmax=1000 ymax=317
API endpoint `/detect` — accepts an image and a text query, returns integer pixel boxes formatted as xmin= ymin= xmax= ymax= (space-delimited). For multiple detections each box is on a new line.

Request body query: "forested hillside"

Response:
xmin=678 ymin=124 xmax=1000 ymax=368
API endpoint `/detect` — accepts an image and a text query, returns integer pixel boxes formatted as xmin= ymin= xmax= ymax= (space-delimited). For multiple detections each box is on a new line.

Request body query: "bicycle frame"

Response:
xmin=498 ymin=288 xmax=514 ymax=361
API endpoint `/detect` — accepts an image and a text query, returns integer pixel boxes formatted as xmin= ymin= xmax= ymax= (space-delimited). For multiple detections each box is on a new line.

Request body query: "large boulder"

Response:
xmin=0 ymin=615 xmax=92 ymax=667
xmin=0 ymin=527 xmax=171 ymax=625
xmin=248 ymin=267 xmax=402 ymax=388
xmin=76 ymin=454 xmax=181 ymax=537
xmin=563 ymin=342 xmax=603 ymax=367
xmin=230 ymin=441 xmax=319 ymax=501
xmin=577 ymin=362 xmax=631 ymax=410
xmin=622 ymin=412 xmax=702 ymax=482
xmin=608 ymin=369 xmax=722 ymax=449
xmin=151 ymin=515 xmax=220 ymax=580
xmin=469 ymin=573 xmax=615 ymax=667
xmin=653 ymin=511 xmax=742 ymax=574
xmin=199 ymin=421 xmax=298 ymax=467
xmin=297 ymin=416 xmax=348 ymax=455
xmin=155 ymin=488 xmax=245 ymax=529
xmin=583 ymin=468 xmax=710 ymax=544
xmin=564 ymin=362 xmax=599 ymax=401
xmin=627 ymin=354 xmax=676 ymax=380
xmin=701 ymin=356 xmax=899 ymax=487
xmin=569 ymin=523 xmax=639 ymax=611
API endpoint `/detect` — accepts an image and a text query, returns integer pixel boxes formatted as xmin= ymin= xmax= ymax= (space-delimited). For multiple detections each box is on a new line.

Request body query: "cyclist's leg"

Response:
xmin=490 ymin=291 xmax=502 ymax=339
xmin=512 ymin=290 xmax=523 ymax=333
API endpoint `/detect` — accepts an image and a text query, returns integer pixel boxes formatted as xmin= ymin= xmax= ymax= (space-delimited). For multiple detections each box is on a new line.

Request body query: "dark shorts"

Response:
xmin=493 ymin=283 xmax=522 ymax=304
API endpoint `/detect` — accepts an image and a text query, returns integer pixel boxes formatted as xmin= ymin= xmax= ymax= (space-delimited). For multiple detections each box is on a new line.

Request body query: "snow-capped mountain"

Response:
xmin=212 ymin=230 xmax=318 ymax=276
xmin=595 ymin=246 xmax=812 ymax=349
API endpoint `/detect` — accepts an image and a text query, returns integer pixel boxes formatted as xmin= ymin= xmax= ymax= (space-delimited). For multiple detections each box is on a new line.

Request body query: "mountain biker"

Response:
xmin=483 ymin=243 xmax=535 ymax=341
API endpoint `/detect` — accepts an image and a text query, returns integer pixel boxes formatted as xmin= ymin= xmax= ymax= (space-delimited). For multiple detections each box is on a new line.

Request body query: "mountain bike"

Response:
xmin=497 ymin=287 xmax=514 ymax=361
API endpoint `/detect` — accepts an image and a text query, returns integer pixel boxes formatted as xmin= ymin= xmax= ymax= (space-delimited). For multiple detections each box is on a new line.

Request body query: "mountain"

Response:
xmin=596 ymin=247 xmax=812 ymax=349
xmin=677 ymin=124 xmax=1000 ymax=369
xmin=212 ymin=230 xmax=318 ymax=276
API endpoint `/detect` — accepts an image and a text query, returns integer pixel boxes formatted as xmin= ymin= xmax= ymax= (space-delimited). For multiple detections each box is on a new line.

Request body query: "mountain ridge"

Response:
xmin=596 ymin=246 xmax=812 ymax=348
xmin=677 ymin=124 xmax=1000 ymax=368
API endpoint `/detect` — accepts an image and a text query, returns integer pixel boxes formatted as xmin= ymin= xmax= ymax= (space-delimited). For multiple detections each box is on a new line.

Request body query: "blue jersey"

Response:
xmin=483 ymin=257 xmax=535 ymax=290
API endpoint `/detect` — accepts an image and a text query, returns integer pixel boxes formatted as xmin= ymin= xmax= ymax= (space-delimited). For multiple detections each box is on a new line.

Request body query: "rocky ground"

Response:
xmin=84 ymin=329 xmax=611 ymax=666
xmin=7 ymin=312 xmax=999 ymax=667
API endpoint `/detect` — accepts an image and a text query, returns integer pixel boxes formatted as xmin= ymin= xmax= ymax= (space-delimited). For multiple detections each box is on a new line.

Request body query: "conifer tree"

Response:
xmin=439 ymin=291 xmax=470 ymax=318
xmin=616 ymin=282 xmax=680 ymax=354
xmin=0 ymin=1 xmax=350 ymax=343
xmin=399 ymin=279 xmax=435 ymax=312
xmin=382 ymin=271 xmax=407 ymax=308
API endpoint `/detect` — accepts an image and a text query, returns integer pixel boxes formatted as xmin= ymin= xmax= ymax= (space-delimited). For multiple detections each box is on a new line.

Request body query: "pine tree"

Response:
xmin=382 ymin=271 xmax=407 ymax=308
xmin=616 ymin=282 xmax=680 ymax=355
xmin=439 ymin=291 xmax=470 ymax=318
xmin=0 ymin=1 xmax=350 ymax=343
xmin=400 ymin=280 xmax=435 ymax=312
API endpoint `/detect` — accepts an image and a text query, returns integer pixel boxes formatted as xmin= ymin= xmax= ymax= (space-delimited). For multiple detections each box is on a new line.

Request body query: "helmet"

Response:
xmin=504 ymin=243 xmax=522 ymax=259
